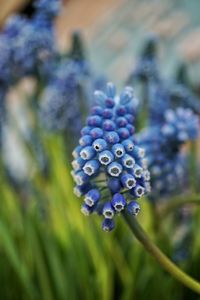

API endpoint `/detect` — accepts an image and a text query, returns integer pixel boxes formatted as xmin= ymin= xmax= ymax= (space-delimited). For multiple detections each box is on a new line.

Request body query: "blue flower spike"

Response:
xmin=138 ymin=107 xmax=199 ymax=200
xmin=72 ymin=82 xmax=151 ymax=231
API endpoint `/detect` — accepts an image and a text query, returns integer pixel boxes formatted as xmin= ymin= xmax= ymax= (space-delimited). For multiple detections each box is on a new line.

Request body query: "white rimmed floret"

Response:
xmin=121 ymin=173 xmax=136 ymax=189
xmin=92 ymin=138 xmax=107 ymax=152
xmin=80 ymin=146 xmax=95 ymax=160
xmin=134 ymin=185 xmax=145 ymax=197
xmin=122 ymin=154 xmax=135 ymax=168
xmin=111 ymin=193 xmax=126 ymax=212
xmin=112 ymin=143 xmax=125 ymax=158
xmin=98 ymin=150 xmax=114 ymax=165
xmin=102 ymin=202 xmax=115 ymax=219
xmin=127 ymin=178 xmax=136 ymax=189
xmin=84 ymin=189 xmax=100 ymax=207
xmin=107 ymin=162 xmax=123 ymax=177
xmin=83 ymin=160 xmax=100 ymax=176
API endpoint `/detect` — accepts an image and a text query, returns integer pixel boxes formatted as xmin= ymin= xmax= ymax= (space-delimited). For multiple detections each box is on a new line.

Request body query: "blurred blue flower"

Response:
xmin=162 ymin=107 xmax=199 ymax=143
xmin=71 ymin=82 xmax=151 ymax=231
xmin=138 ymin=107 xmax=199 ymax=200
xmin=0 ymin=0 xmax=60 ymax=84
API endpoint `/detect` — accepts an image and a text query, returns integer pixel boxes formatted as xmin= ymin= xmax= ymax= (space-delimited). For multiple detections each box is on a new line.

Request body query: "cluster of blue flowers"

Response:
xmin=0 ymin=0 xmax=60 ymax=84
xmin=0 ymin=0 xmax=61 ymax=152
xmin=161 ymin=108 xmax=199 ymax=144
xmin=125 ymin=35 xmax=200 ymax=201
xmin=138 ymin=107 xmax=199 ymax=199
xmin=71 ymin=83 xmax=150 ymax=231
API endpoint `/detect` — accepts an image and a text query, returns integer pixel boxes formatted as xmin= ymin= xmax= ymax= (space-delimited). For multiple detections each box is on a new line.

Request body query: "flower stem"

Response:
xmin=158 ymin=194 xmax=200 ymax=218
xmin=123 ymin=211 xmax=200 ymax=294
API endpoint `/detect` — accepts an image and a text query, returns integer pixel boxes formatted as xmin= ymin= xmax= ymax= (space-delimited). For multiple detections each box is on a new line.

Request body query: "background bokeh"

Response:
xmin=0 ymin=0 xmax=200 ymax=300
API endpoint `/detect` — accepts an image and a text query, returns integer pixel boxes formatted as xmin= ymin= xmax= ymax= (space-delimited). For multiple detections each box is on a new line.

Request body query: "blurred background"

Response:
xmin=0 ymin=0 xmax=200 ymax=299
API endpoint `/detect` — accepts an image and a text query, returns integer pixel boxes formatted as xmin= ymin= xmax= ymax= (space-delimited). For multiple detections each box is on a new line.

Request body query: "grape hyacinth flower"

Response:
xmin=0 ymin=0 xmax=60 ymax=85
xmin=162 ymin=107 xmax=199 ymax=144
xmin=138 ymin=107 xmax=199 ymax=200
xmin=71 ymin=83 xmax=151 ymax=232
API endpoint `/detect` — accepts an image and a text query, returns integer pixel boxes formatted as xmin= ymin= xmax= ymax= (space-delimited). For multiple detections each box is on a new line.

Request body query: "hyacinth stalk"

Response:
xmin=71 ymin=82 xmax=200 ymax=294
xmin=71 ymin=82 xmax=150 ymax=231
xmin=123 ymin=211 xmax=200 ymax=294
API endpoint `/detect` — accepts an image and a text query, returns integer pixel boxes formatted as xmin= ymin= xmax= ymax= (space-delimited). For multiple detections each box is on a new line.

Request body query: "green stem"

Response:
xmin=123 ymin=211 xmax=200 ymax=294
xmin=159 ymin=194 xmax=200 ymax=218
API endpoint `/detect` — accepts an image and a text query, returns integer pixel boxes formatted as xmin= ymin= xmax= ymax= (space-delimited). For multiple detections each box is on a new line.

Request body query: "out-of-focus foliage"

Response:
xmin=0 ymin=135 xmax=200 ymax=300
